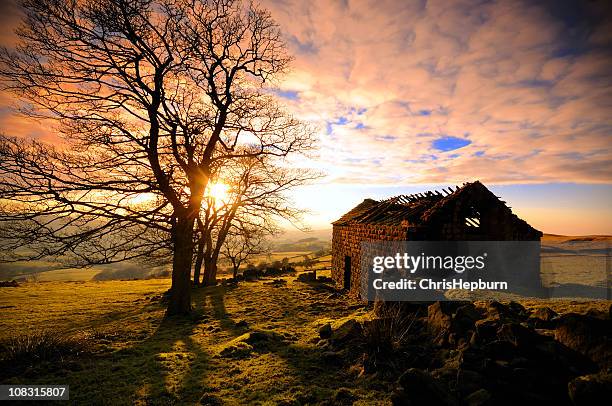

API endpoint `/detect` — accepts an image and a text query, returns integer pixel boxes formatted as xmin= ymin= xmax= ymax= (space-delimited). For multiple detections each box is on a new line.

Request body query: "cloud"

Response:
xmin=263 ymin=0 xmax=612 ymax=185
xmin=0 ymin=0 xmax=609 ymax=187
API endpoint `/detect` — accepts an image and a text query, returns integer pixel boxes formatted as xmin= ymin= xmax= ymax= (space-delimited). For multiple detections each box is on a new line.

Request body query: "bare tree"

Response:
xmin=0 ymin=0 xmax=314 ymax=314
xmin=222 ymin=223 xmax=268 ymax=281
xmin=193 ymin=151 xmax=317 ymax=286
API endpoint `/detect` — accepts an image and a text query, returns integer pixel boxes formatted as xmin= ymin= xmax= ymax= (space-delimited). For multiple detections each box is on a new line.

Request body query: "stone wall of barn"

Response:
xmin=332 ymin=207 xmax=541 ymax=297
xmin=331 ymin=223 xmax=408 ymax=297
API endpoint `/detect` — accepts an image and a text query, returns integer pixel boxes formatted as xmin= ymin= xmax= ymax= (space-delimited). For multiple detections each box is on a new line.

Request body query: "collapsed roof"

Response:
xmin=332 ymin=181 xmax=541 ymax=236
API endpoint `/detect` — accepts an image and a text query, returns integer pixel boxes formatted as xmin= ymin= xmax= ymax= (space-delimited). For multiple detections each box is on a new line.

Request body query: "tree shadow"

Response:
xmin=190 ymin=280 xmax=381 ymax=404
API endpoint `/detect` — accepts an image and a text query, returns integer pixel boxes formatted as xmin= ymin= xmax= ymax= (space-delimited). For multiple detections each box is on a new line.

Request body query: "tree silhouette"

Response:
xmin=0 ymin=0 xmax=314 ymax=314
xmin=193 ymin=151 xmax=316 ymax=286
xmin=221 ymin=222 xmax=268 ymax=281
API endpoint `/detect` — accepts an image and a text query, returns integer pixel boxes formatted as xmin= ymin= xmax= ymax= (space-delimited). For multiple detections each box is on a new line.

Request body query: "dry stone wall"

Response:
xmin=332 ymin=223 xmax=408 ymax=297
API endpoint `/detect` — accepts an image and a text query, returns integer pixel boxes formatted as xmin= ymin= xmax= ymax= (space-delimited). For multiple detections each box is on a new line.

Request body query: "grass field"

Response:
xmin=0 ymin=273 xmax=392 ymax=405
xmin=1 ymin=267 xmax=611 ymax=404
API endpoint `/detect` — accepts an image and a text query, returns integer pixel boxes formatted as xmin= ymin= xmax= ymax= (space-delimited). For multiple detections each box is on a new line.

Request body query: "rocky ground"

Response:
xmin=318 ymin=298 xmax=611 ymax=405
xmin=0 ymin=273 xmax=610 ymax=405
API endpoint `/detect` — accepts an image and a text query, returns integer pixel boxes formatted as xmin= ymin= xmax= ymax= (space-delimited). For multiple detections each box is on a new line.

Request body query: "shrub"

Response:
xmin=0 ymin=330 xmax=94 ymax=376
xmin=362 ymin=301 xmax=418 ymax=373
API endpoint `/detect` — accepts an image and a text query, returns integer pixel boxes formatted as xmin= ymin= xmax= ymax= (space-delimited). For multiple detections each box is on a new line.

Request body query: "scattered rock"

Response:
xmin=0 ymin=280 xmax=19 ymax=287
xmin=486 ymin=301 xmax=521 ymax=322
xmin=528 ymin=307 xmax=558 ymax=329
xmin=481 ymin=340 xmax=519 ymax=361
xmin=317 ymin=275 xmax=334 ymax=283
xmin=474 ymin=318 xmax=499 ymax=343
xmin=496 ymin=322 xmax=543 ymax=348
xmin=393 ymin=368 xmax=459 ymax=406
xmin=321 ymin=351 xmax=343 ymax=364
xmin=555 ymin=313 xmax=611 ymax=368
xmin=263 ymin=278 xmax=287 ymax=287
xmin=508 ymin=301 xmax=529 ymax=318
xmin=331 ymin=319 xmax=363 ymax=344
xmin=455 ymin=369 xmax=487 ymax=398
xmin=428 ymin=301 xmax=478 ymax=345
xmin=234 ymin=320 xmax=249 ymax=329
xmin=427 ymin=302 xmax=455 ymax=343
xmin=218 ymin=330 xmax=284 ymax=358
xmin=464 ymin=388 xmax=492 ymax=406
xmin=568 ymin=371 xmax=612 ymax=406
xmin=296 ymin=271 xmax=317 ymax=282
xmin=319 ymin=323 xmax=332 ymax=339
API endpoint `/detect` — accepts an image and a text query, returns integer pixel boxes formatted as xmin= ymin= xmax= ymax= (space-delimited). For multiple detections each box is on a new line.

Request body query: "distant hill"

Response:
xmin=272 ymin=238 xmax=330 ymax=253
xmin=542 ymin=234 xmax=612 ymax=242
xmin=274 ymin=228 xmax=331 ymax=243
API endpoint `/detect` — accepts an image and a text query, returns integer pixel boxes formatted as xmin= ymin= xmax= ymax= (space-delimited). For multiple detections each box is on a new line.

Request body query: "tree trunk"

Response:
xmin=193 ymin=236 xmax=205 ymax=286
xmin=167 ymin=215 xmax=195 ymax=315
xmin=202 ymin=257 xmax=218 ymax=286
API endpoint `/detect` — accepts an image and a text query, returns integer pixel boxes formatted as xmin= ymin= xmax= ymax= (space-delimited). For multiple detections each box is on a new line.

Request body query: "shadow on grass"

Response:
xmin=1 ymin=281 xmax=374 ymax=405
xmin=192 ymin=281 xmax=381 ymax=404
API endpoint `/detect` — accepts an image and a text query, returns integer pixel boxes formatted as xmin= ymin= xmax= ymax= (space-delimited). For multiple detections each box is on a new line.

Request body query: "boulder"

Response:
xmin=508 ymin=301 xmax=529 ymax=319
xmin=555 ymin=313 xmax=611 ymax=368
xmin=296 ymin=271 xmax=317 ymax=282
xmin=464 ymin=389 xmax=492 ymax=406
xmin=454 ymin=369 xmax=487 ymax=398
xmin=486 ymin=301 xmax=521 ymax=322
xmin=428 ymin=301 xmax=476 ymax=345
xmin=234 ymin=320 xmax=249 ymax=329
xmin=318 ymin=323 xmax=332 ymax=339
xmin=331 ymin=319 xmax=363 ymax=344
xmin=528 ymin=307 xmax=558 ymax=329
xmin=496 ymin=322 xmax=543 ymax=348
xmin=454 ymin=304 xmax=483 ymax=331
xmin=532 ymin=339 xmax=597 ymax=377
xmin=568 ymin=371 xmax=612 ymax=406
xmin=0 ymin=280 xmax=19 ymax=287
xmin=474 ymin=318 xmax=499 ymax=344
xmin=394 ymin=368 xmax=459 ymax=406
xmin=428 ymin=302 xmax=454 ymax=344
xmin=531 ymin=306 xmax=557 ymax=321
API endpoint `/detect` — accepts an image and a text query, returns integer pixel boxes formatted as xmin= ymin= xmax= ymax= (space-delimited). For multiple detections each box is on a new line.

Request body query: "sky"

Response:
xmin=260 ymin=0 xmax=612 ymax=234
xmin=0 ymin=0 xmax=611 ymax=235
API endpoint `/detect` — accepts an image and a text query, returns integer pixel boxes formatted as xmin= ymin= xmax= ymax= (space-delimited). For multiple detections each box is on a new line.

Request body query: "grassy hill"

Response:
xmin=0 ymin=273 xmax=389 ymax=405
xmin=1 ymin=274 xmax=610 ymax=405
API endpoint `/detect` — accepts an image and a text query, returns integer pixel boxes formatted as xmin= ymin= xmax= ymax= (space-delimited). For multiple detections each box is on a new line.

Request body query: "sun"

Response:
xmin=206 ymin=182 xmax=229 ymax=203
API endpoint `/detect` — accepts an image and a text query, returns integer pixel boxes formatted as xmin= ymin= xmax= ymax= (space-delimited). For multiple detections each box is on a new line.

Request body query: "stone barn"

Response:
xmin=331 ymin=181 xmax=542 ymax=296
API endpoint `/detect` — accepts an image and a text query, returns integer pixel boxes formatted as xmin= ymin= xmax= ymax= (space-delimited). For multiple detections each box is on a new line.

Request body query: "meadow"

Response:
xmin=0 ymin=235 xmax=610 ymax=404
xmin=0 ymin=271 xmax=391 ymax=405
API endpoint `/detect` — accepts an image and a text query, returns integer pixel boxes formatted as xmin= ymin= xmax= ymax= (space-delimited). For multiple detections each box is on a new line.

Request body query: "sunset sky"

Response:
xmin=0 ymin=0 xmax=611 ymax=235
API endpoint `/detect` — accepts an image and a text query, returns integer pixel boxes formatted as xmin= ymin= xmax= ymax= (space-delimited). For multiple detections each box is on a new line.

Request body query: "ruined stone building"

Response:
xmin=331 ymin=181 xmax=542 ymax=295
